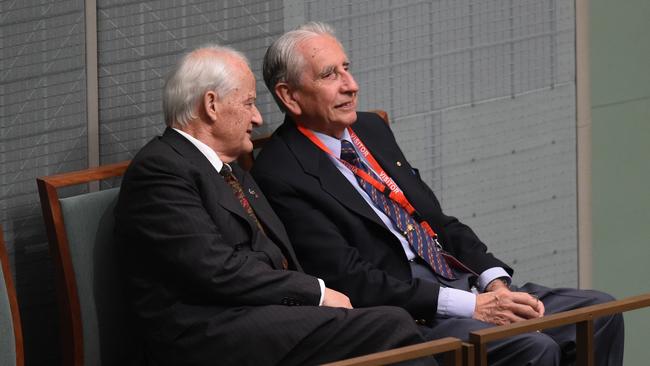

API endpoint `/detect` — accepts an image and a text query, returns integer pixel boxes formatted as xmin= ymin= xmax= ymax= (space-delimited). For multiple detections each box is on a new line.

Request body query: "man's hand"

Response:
xmin=473 ymin=287 xmax=544 ymax=325
xmin=322 ymin=287 xmax=353 ymax=309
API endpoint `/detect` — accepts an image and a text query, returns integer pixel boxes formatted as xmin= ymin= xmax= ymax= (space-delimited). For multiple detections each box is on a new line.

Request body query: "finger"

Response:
xmin=528 ymin=294 xmax=545 ymax=317
xmin=501 ymin=310 xmax=526 ymax=324
xmin=510 ymin=291 xmax=539 ymax=307
xmin=537 ymin=299 xmax=546 ymax=317
xmin=508 ymin=302 xmax=541 ymax=319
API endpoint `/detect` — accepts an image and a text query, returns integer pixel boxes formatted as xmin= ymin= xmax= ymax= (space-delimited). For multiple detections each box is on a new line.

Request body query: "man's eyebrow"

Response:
xmin=317 ymin=65 xmax=337 ymax=78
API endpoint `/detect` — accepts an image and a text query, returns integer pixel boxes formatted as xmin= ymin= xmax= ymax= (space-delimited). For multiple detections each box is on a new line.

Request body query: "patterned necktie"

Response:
xmin=220 ymin=165 xmax=289 ymax=270
xmin=340 ymin=140 xmax=455 ymax=279
xmin=220 ymin=164 xmax=266 ymax=235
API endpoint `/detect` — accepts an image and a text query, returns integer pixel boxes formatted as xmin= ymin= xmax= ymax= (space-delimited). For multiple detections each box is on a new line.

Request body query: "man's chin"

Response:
xmin=337 ymin=110 xmax=358 ymax=125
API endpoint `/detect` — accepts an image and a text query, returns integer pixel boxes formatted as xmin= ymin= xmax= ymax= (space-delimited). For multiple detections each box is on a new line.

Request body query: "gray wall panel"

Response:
xmin=439 ymin=85 xmax=577 ymax=287
xmin=97 ymin=0 xmax=285 ymax=163
xmin=1 ymin=1 xmax=87 ymax=364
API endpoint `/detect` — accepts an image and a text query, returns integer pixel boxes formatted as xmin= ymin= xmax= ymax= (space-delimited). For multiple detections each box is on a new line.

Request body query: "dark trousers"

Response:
xmin=411 ymin=262 xmax=624 ymax=366
xmin=279 ymin=305 xmax=438 ymax=366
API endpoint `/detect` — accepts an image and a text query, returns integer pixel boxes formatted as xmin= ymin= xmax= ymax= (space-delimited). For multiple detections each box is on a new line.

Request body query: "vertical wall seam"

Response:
xmin=576 ymin=0 xmax=593 ymax=289
xmin=85 ymin=0 xmax=100 ymax=191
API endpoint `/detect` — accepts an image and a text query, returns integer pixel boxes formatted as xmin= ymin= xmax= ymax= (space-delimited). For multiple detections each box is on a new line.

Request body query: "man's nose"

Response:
xmin=341 ymin=71 xmax=359 ymax=94
xmin=251 ymin=105 xmax=263 ymax=126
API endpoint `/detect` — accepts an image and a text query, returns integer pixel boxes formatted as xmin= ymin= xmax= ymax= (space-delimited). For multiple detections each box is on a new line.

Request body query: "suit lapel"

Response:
xmin=280 ymin=118 xmax=387 ymax=229
xmin=159 ymin=128 xmax=254 ymax=227
xmin=160 ymin=128 xmax=299 ymax=270
xmin=233 ymin=164 xmax=304 ymax=270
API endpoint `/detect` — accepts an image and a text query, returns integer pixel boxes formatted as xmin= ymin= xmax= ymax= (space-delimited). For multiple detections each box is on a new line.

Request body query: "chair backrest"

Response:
xmin=37 ymin=161 xmax=130 ymax=366
xmin=237 ymin=109 xmax=390 ymax=171
xmin=0 ymin=225 xmax=24 ymax=366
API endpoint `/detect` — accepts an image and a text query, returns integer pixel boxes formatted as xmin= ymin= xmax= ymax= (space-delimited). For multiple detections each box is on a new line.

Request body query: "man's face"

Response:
xmin=289 ymin=35 xmax=359 ymax=137
xmin=212 ymin=60 xmax=262 ymax=160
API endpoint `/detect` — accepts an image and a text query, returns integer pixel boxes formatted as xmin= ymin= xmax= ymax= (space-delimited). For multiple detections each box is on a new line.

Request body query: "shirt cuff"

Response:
xmin=477 ymin=267 xmax=511 ymax=292
xmin=317 ymin=278 xmax=325 ymax=306
xmin=437 ymin=287 xmax=476 ymax=318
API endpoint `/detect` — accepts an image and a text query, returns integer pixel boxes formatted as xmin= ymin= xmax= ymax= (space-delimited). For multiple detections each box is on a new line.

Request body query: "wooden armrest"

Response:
xmin=322 ymin=337 xmax=462 ymax=366
xmin=470 ymin=293 xmax=650 ymax=366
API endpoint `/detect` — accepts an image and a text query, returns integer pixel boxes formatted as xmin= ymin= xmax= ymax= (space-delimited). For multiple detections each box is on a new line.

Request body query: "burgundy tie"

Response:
xmin=220 ymin=165 xmax=289 ymax=270
xmin=220 ymin=165 xmax=266 ymax=234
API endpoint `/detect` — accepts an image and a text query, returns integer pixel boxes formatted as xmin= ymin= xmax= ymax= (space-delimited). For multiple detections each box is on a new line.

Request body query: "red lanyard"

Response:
xmin=296 ymin=125 xmax=439 ymax=239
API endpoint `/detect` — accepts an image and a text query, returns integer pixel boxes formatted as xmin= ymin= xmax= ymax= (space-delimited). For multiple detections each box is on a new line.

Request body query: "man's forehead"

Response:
xmin=299 ymin=36 xmax=348 ymax=68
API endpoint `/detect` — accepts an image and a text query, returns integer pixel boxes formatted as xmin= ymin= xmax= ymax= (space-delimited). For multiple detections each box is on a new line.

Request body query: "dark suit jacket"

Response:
xmin=252 ymin=112 xmax=512 ymax=323
xmin=114 ymin=128 xmax=324 ymax=365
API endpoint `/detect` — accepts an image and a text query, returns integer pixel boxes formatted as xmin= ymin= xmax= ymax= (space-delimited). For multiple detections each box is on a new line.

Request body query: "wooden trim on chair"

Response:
xmin=469 ymin=293 xmax=650 ymax=366
xmin=370 ymin=109 xmax=389 ymax=125
xmin=36 ymin=161 xmax=130 ymax=366
xmin=322 ymin=337 xmax=463 ymax=366
xmin=0 ymin=225 xmax=24 ymax=366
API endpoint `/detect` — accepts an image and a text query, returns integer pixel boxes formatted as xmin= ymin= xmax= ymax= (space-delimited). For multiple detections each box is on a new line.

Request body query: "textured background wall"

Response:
xmin=1 ymin=1 xmax=577 ymax=364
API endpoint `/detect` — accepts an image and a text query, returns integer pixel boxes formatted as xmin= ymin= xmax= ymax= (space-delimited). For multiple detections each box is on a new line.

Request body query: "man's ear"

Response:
xmin=203 ymin=90 xmax=219 ymax=122
xmin=275 ymin=83 xmax=302 ymax=116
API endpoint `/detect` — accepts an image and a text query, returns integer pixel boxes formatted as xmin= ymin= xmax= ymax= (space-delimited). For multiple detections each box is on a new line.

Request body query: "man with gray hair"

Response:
xmin=115 ymin=44 xmax=435 ymax=365
xmin=252 ymin=22 xmax=624 ymax=366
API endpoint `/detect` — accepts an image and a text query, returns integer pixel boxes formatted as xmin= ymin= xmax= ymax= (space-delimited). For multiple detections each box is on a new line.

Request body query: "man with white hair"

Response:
xmin=114 ymin=44 xmax=434 ymax=366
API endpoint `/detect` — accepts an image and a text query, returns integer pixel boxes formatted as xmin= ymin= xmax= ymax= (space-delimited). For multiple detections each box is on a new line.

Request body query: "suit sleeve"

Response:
xmin=116 ymin=154 xmax=321 ymax=307
xmin=254 ymin=173 xmax=441 ymax=321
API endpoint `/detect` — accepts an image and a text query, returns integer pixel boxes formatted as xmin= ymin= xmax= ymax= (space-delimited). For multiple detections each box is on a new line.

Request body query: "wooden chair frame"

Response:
xmin=470 ymin=293 xmax=650 ymax=366
xmin=37 ymin=161 xmax=129 ymax=366
xmin=0 ymin=225 xmax=24 ymax=366
xmin=322 ymin=337 xmax=463 ymax=366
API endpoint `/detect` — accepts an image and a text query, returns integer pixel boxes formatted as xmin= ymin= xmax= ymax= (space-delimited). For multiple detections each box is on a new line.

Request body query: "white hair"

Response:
xmin=163 ymin=44 xmax=249 ymax=128
xmin=262 ymin=21 xmax=338 ymax=112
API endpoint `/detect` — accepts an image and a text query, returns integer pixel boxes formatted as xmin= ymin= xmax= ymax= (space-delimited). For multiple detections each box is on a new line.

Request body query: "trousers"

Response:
xmin=411 ymin=261 xmax=624 ymax=366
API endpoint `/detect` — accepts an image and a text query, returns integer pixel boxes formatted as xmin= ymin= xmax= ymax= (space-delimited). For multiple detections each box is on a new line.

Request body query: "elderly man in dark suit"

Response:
xmin=114 ymin=44 xmax=434 ymax=366
xmin=251 ymin=22 xmax=624 ymax=366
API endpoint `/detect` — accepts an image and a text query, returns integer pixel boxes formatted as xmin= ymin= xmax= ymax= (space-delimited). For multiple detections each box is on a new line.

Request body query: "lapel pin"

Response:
xmin=396 ymin=161 xmax=402 ymax=167
xmin=248 ymin=188 xmax=259 ymax=198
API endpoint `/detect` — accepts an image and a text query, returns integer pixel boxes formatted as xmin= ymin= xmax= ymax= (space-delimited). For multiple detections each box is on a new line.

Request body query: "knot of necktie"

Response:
xmin=220 ymin=163 xmax=233 ymax=177
xmin=340 ymin=140 xmax=361 ymax=167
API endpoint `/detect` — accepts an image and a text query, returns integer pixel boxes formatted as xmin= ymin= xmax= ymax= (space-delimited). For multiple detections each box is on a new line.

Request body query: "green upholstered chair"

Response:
xmin=0 ymin=225 xmax=24 ymax=366
xmin=37 ymin=162 xmax=130 ymax=366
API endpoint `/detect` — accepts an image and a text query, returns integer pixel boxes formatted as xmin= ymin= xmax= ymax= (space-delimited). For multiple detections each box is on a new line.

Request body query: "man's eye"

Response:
xmin=322 ymin=71 xmax=338 ymax=80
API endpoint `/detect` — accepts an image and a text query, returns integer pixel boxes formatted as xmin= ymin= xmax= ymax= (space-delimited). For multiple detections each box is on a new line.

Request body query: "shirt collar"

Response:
xmin=311 ymin=128 xmax=352 ymax=158
xmin=173 ymin=128 xmax=225 ymax=173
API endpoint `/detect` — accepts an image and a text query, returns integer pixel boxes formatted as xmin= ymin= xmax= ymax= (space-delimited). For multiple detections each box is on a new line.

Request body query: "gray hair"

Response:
xmin=262 ymin=21 xmax=337 ymax=112
xmin=163 ymin=44 xmax=249 ymax=128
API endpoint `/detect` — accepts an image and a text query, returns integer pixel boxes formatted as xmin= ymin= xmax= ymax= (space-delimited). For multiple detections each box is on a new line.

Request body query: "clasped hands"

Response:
xmin=473 ymin=279 xmax=544 ymax=325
